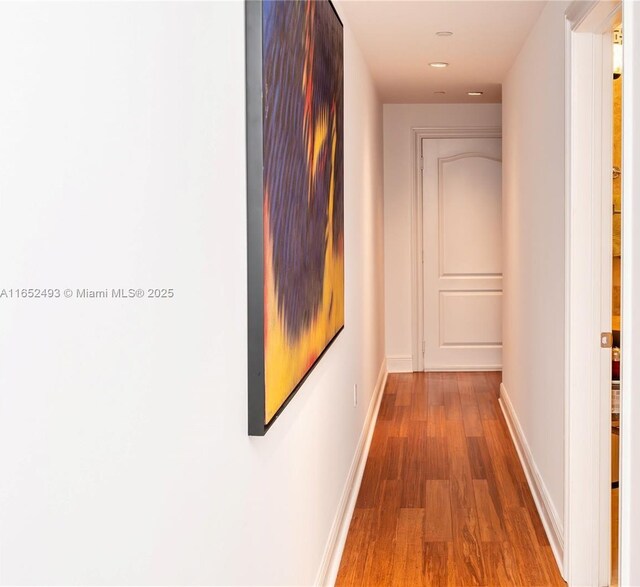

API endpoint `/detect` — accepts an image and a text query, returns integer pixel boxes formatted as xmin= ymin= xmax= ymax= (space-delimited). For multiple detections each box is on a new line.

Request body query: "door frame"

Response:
xmin=619 ymin=2 xmax=640 ymax=584
xmin=564 ymin=1 xmax=620 ymax=584
xmin=410 ymin=126 xmax=502 ymax=372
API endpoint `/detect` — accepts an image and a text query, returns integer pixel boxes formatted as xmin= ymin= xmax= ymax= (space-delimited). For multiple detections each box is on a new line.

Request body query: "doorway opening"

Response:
xmin=610 ymin=22 xmax=622 ymax=587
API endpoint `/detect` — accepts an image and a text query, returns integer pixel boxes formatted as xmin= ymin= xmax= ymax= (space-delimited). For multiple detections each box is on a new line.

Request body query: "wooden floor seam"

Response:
xmin=335 ymin=371 xmax=566 ymax=587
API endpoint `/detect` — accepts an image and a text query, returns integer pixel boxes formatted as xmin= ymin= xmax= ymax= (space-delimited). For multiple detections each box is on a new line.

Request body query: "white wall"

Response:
xmin=501 ymin=0 xmax=570 ymax=539
xmin=0 ymin=2 xmax=385 ymax=585
xmin=383 ymin=104 xmax=502 ymax=370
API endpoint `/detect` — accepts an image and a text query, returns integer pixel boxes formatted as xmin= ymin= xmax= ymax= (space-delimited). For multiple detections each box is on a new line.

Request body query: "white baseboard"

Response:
xmin=314 ymin=359 xmax=388 ymax=587
xmin=499 ymin=383 xmax=565 ymax=577
xmin=386 ymin=355 xmax=413 ymax=373
xmin=424 ymin=365 xmax=502 ymax=372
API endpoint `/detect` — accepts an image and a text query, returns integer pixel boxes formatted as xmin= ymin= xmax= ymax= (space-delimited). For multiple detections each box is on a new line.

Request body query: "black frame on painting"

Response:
xmin=245 ymin=0 xmax=265 ymax=436
xmin=245 ymin=0 xmax=344 ymax=436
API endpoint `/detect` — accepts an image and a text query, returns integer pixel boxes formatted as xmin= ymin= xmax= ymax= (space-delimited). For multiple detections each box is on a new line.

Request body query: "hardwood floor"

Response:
xmin=336 ymin=372 xmax=566 ymax=587
xmin=611 ymin=427 xmax=619 ymax=586
xmin=611 ymin=487 xmax=618 ymax=587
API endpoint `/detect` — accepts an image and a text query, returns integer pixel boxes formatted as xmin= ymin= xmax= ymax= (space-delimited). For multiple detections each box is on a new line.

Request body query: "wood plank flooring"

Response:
xmin=336 ymin=372 xmax=566 ymax=587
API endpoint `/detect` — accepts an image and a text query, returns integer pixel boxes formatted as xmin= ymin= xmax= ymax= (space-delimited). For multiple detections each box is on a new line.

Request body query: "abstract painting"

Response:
xmin=246 ymin=0 xmax=344 ymax=435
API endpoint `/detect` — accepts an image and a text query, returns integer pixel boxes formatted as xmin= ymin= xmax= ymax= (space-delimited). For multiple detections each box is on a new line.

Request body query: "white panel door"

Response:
xmin=422 ymin=137 xmax=502 ymax=370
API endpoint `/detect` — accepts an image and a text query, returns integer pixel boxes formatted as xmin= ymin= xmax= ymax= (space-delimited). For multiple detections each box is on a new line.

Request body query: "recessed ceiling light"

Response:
xmin=429 ymin=62 xmax=449 ymax=68
xmin=434 ymin=91 xmax=446 ymax=94
xmin=436 ymin=31 xmax=453 ymax=37
xmin=467 ymin=91 xmax=484 ymax=96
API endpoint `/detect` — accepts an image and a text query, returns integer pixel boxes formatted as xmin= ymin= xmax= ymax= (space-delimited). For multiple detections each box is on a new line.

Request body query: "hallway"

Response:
xmin=336 ymin=372 xmax=565 ymax=586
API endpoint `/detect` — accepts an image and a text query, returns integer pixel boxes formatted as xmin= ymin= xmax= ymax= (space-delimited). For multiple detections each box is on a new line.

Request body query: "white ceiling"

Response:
xmin=339 ymin=0 xmax=547 ymax=103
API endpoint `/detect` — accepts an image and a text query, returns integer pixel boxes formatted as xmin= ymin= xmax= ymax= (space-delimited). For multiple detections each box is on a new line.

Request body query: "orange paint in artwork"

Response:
xmin=306 ymin=354 xmax=316 ymax=370
xmin=303 ymin=1 xmax=316 ymax=204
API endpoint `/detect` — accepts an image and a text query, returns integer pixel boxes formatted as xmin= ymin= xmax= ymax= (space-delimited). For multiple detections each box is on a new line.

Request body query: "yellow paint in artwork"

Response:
xmin=312 ymin=110 xmax=329 ymax=177
xmin=264 ymin=107 xmax=344 ymax=423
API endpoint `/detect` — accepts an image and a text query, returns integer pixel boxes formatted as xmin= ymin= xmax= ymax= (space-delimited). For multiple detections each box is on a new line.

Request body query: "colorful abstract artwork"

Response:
xmin=246 ymin=0 xmax=344 ymax=435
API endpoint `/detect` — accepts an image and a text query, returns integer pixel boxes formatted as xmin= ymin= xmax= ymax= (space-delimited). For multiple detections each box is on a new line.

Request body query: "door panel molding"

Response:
xmin=438 ymin=153 xmax=502 ymax=278
xmin=439 ymin=289 xmax=502 ymax=348
xmin=436 ymin=273 xmax=503 ymax=279
xmin=410 ymin=126 xmax=502 ymax=372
